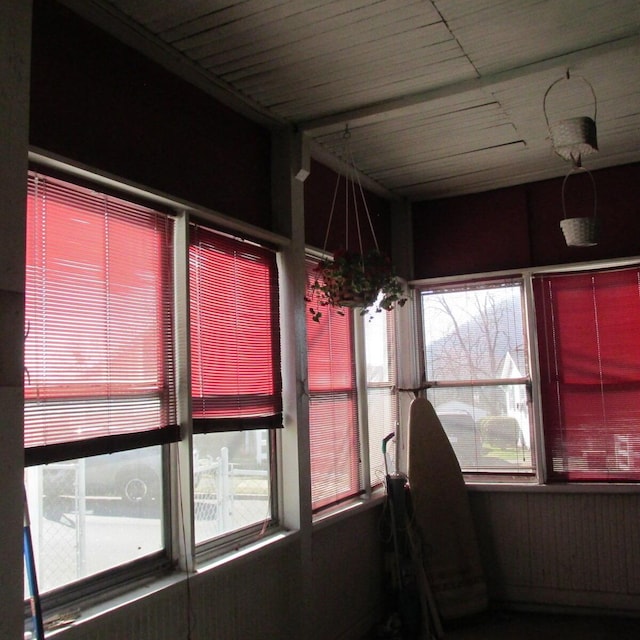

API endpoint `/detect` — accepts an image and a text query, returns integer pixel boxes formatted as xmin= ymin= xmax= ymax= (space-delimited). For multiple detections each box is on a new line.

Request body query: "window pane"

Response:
xmin=422 ymin=282 xmax=528 ymax=382
xmin=534 ymin=268 xmax=640 ymax=481
xmin=421 ymin=281 xmax=533 ymax=474
xmin=365 ymin=307 xmax=398 ymax=487
xmin=189 ymin=224 xmax=282 ymax=428
xmin=306 ymin=257 xmax=360 ymax=510
xmin=24 ymin=447 xmax=163 ymax=594
xmin=193 ymin=432 xmax=272 ymax=544
xmin=427 ymin=385 xmax=533 ymax=473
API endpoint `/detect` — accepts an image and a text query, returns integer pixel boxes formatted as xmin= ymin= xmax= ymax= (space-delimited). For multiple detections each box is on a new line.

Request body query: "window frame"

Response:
xmin=24 ymin=165 xmax=179 ymax=610
xmin=187 ymin=219 xmax=283 ymax=555
xmin=23 ymin=156 xmax=289 ymax=614
xmin=361 ymin=299 xmax=400 ymax=489
xmin=305 ymin=251 xmax=401 ymax=515
xmin=417 ymin=276 xmax=536 ymax=478
xmin=413 ymin=256 xmax=640 ymax=487
xmin=305 ymin=253 xmax=362 ymax=512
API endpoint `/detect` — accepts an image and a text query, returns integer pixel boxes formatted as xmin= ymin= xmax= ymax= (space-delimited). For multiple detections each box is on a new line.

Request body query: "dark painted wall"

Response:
xmin=30 ymin=0 xmax=272 ymax=230
xmin=304 ymin=158 xmax=392 ymax=256
xmin=413 ymin=163 xmax=640 ymax=278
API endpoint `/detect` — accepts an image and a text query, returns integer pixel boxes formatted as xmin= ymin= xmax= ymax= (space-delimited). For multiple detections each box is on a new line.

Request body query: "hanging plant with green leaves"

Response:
xmin=305 ymin=125 xmax=409 ymax=322
xmin=305 ymin=125 xmax=408 ymax=322
xmin=307 ymin=248 xmax=406 ymax=322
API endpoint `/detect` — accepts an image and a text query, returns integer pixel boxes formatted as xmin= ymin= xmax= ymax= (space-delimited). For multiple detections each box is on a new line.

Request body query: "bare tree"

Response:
xmin=423 ymin=287 xmax=524 ymax=414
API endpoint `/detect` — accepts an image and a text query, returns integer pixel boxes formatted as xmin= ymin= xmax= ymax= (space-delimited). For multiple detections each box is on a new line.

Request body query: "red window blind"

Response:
xmin=24 ymin=172 xmax=177 ymax=465
xmin=189 ymin=224 xmax=282 ymax=432
xmin=306 ymin=257 xmax=360 ymax=510
xmin=534 ymin=267 xmax=640 ymax=481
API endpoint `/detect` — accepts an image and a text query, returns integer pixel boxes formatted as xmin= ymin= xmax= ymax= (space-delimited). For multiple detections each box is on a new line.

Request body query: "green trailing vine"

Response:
xmin=306 ymin=249 xmax=407 ymax=322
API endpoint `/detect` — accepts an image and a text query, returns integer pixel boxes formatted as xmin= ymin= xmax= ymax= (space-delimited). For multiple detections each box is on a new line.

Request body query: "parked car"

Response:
xmin=436 ymin=411 xmax=483 ymax=467
xmin=43 ymin=448 xmax=162 ymax=505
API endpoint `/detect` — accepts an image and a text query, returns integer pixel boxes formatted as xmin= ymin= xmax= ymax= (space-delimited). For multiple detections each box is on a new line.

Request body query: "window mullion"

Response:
xmin=524 ymin=273 xmax=547 ymax=483
xmin=427 ymin=378 xmax=531 ymax=388
xmin=172 ymin=210 xmax=195 ymax=572
xmin=353 ymin=310 xmax=371 ymax=495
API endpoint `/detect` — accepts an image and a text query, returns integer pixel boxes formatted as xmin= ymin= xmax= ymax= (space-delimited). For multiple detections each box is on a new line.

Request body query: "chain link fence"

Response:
xmin=194 ymin=447 xmax=270 ymax=542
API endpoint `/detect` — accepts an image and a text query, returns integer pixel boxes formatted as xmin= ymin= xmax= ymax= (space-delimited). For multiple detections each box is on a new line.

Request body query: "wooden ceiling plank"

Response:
xmin=298 ymin=33 xmax=639 ymax=132
xmin=161 ymin=0 xmax=323 ymax=43
xmin=176 ymin=0 xmax=429 ymax=60
xmin=236 ymin=39 xmax=465 ymax=104
xmin=272 ymin=58 xmax=477 ymax=120
xmin=365 ymin=130 xmax=525 ymax=180
xmin=194 ymin=4 xmax=446 ymax=70
xmin=220 ymin=27 xmax=460 ymax=88
xmin=316 ymin=104 xmax=511 ymax=153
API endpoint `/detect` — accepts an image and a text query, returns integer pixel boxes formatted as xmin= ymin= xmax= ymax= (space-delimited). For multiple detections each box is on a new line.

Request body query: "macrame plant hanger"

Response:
xmin=307 ymin=125 xmax=407 ymax=321
xmin=321 ymin=124 xmax=380 ymax=263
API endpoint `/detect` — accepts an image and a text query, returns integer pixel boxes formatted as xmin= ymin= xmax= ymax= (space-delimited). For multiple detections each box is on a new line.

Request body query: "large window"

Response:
xmin=306 ymin=257 xmax=361 ymax=511
xmin=189 ymin=224 xmax=281 ymax=545
xmin=23 ymin=170 xmax=282 ymax=608
xmin=534 ymin=267 xmax=640 ymax=481
xmin=420 ymin=263 xmax=640 ymax=483
xmin=22 ymin=166 xmax=395 ymax=620
xmin=420 ymin=279 xmax=534 ymax=475
xmin=24 ymin=171 xmax=176 ymax=594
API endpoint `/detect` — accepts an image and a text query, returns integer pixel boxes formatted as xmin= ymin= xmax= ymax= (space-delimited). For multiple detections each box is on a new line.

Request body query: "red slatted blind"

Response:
xmin=189 ymin=224 xmax=282 ymax=431
xmin=306 ymin=257 xmax=360 ymax=510
xmin=534 ymin=267 xmax=640 ymax=481
xmin=24 ymin=172 xmax=177 ymax=463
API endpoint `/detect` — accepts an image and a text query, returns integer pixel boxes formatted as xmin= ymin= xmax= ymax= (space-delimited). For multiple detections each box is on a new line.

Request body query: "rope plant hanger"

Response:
xmin=307 ymin=125 xmax=406 ymax=322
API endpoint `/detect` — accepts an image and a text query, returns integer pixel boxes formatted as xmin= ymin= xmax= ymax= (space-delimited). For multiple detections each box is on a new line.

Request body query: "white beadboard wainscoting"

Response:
xmin=38 ymin=489 xmax=640 ymax=640
xmin=49 ymin=505 xmax=384 ymax=640
xmin=469 ymin=488 xmax=640 ymax=614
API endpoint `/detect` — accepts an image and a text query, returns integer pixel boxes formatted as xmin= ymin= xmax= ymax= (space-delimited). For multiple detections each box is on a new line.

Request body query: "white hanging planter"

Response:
xmin=544 ymin=73 xmax=598 ymax=164
xmin=560 ymin=166 xmax=599 ymax=247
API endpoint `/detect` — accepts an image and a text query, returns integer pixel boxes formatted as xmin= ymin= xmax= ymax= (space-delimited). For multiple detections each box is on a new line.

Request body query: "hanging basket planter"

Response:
xmin=559 ymin=166 xmax=599 ymax=247
xmin=306 ymin=126 xmax=407 ymax=322
xmin=307 ymin=249 xmax=407 ymax=322
xmin=544 ymin=72 xmax=598 ymax=164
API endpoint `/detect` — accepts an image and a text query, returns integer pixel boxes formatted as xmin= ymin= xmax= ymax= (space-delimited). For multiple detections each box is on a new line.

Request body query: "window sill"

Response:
xmin=196 ymin=527 xmax=298 ymax=572
xmin=312 ymin=488 xmax=386 ymax=531
xmin=466 ymin=481 xmax=640 ymax=494
xmin=46 ymin=528 xmax=298 ymax=638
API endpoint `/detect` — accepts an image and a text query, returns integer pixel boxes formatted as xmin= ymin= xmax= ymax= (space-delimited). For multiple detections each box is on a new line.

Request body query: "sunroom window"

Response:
xmin=365 ymin=302 xmax=398 ymax=487
xmin=305 ymin=256 xmax=400 ymax=510
xmin=534 ymin=266 xmax=640 ymax=482
xmin=305 ymin=256 xmax=361 ymax=511
xmin=189 ymin=223 xmax=281 ymax=545
xmin=420 ymin=279 xmax=534 ymax=476
xmin=24 ymin=171 xmax=176 ymax=596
